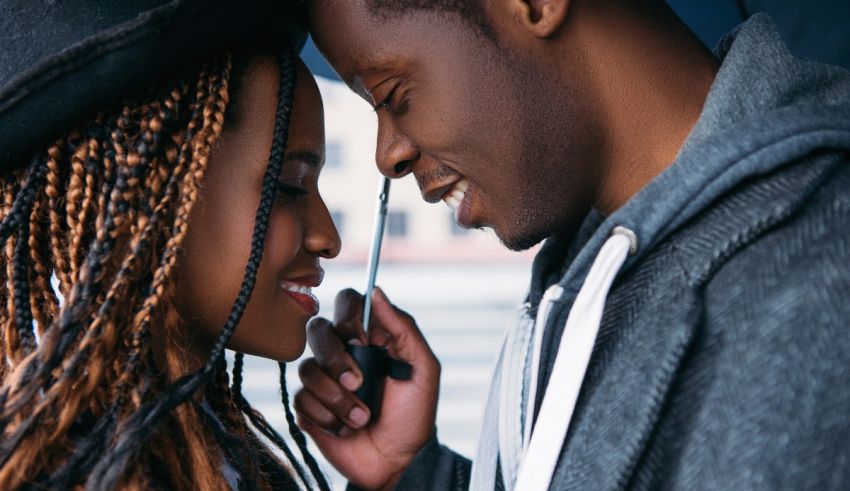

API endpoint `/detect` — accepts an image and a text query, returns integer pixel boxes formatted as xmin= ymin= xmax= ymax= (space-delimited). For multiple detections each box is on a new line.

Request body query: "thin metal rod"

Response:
xmin=362 ymin=177 xmax=391 ymax=333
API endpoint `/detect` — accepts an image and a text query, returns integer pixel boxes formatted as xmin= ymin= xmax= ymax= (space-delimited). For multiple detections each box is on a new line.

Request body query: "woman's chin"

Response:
xmin=249 ymin=340 xmax=306 ymax=363
xmin=227 ymin=329 xmax=307 ymax=363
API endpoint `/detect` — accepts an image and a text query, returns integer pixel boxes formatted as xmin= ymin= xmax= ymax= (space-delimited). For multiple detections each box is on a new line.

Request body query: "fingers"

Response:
xmin=296 ymin=358 xmax=371 ymax=433
xmin=333 ymin=288 xmax=369 ymax=345
xmin=296 ymin=413 xmax=340 ymax=448
xmin=369 ymin=287 xmax=436 ymax=366
xmin=307 ymin=317 xmax=364 ymax=391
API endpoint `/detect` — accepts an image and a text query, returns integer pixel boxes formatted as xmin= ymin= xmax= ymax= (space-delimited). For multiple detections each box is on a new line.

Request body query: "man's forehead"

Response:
xmin=309 ymin=0 xmax=374 ymax=37
xmin=310 ymin=0 xmax=479 ymax=95
xmin=310 ymin=5 xmax=412 ymax=95
xmin=309 ymin=1 xmax=384 ymax=75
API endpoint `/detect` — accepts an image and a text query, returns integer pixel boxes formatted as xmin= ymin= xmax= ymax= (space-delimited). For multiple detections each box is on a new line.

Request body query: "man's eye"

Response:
xmin=378 ymin=98 xmax=394 ymax=111
xmin=375 ymin=93 xmax=394 ymax=112
xmin=375 ymin=87 xmax=405 ymax=114
xmin=275 ymin=182 xmax=308 ymax=203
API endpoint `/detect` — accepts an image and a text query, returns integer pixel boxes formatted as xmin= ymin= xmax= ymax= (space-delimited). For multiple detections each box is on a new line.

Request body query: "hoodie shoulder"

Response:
xmin=661 ymin=161 xmax=850 ymax=489
xmin=704 ymin=156 xmax=850 ymax=339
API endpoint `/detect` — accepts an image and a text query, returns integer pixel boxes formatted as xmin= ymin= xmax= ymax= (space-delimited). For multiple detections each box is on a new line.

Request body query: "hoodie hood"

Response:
xmin=529 ymin=13 xmax=850 ymax=307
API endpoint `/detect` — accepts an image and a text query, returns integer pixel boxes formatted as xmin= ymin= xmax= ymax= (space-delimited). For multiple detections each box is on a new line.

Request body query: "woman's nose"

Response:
xmin=305 ymin=203 xmax=341 ymax=259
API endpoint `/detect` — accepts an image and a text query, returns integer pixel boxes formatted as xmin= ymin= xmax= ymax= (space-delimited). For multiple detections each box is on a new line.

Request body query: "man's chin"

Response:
xmin=497 ymin=228 xmax=548 ymax=252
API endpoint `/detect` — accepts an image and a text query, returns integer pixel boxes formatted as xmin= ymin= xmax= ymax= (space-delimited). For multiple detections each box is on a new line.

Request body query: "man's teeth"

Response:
xmin=443 ymin=178 xmax=469 ymax=211
xmin=444 ymin=195 xmax=461 ymax=211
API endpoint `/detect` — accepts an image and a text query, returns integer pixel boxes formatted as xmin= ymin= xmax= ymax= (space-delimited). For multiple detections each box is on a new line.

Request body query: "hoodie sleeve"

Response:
xmin=394 ymin=435 xmax=471 ymax=490
xmin=345 ymin=434 xmax=471 ymax=491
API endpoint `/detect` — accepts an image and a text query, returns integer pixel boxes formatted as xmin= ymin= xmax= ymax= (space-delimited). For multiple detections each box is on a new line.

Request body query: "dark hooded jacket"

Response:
xmin=388 ymin=14 xmax=850 ymax=490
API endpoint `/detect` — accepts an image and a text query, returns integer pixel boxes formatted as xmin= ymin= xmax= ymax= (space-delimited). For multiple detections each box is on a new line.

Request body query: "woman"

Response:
xmin=0 ymin=22 xmax=339 ymax=491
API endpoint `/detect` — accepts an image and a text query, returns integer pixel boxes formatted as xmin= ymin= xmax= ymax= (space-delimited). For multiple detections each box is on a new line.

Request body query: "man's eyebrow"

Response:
xmin=284 ymin=150 xmax=322 ymax=168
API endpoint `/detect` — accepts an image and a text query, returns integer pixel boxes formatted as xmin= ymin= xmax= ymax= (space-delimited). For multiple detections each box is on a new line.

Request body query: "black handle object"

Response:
xmin=345 ymin=344 xmax=412 ymax=422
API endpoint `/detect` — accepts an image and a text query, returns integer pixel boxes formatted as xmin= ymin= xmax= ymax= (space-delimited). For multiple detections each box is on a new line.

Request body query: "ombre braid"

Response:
xmin=0 ymin=45 xmax=327 ymax=490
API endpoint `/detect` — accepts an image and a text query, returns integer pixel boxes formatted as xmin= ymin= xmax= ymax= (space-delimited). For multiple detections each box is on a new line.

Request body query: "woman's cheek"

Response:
xmin=263 ymin=207 xmax=303 ymax=267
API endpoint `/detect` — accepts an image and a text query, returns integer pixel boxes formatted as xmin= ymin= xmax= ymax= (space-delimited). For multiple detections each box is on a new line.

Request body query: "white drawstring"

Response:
xmin=471 ymin=226 xmax=637 ymax=491
xmin=498 ymin=306 xmax=534 ymax=489
xmin=522 ymin=284 xmax=564 ymax=449
xmin=514 ymin=226 xmax=636 ymax=491
xmin=470 ymin=344 xmax=504 ymax=491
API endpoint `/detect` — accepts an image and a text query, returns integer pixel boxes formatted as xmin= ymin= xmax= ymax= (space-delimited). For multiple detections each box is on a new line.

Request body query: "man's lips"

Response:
xmin=455 ymin=181 xmax=474 ymax=228
xmin=419 ymin=171 xmax=475 ymax=227
xmin=442 ymin=178 xmax=469 ymax=210
xmin=422 ymin=178 xmax=464 ymax=204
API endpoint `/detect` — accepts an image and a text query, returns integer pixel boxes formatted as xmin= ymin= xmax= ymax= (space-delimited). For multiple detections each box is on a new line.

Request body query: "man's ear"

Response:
xmin=510 ymin=0 xmax=570 ymax=38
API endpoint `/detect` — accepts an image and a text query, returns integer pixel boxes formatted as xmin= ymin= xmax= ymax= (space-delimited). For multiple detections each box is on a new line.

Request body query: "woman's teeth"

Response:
xmin=282 ymin=283 xmax=312 ymax=295
xmin=443 ymin=178 xmax=469 ymax=211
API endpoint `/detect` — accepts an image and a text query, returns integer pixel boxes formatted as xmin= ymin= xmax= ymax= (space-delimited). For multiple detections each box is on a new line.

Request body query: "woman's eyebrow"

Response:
xmin=284 ymin=150 xmax=322 ymax=168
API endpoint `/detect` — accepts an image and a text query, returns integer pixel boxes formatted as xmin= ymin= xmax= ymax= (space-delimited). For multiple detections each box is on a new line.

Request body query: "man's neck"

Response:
xmin=571 ymin=1 xmax=720 ymax=215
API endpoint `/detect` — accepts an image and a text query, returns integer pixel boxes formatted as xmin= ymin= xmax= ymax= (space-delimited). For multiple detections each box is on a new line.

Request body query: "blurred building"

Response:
xmin=316 ymin=76 xmax=535 ymax=264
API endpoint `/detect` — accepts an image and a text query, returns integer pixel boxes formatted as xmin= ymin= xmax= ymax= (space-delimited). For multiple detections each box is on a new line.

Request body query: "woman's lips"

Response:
xmin=280 ymin=279 xmax=321 ymax=316
xmin=283 ymin=290 xmax=320 ymax=316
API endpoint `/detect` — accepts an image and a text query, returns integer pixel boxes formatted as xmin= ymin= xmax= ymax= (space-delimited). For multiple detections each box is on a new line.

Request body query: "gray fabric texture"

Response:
xmin=392 ymin=13 xmax=850 ymax=491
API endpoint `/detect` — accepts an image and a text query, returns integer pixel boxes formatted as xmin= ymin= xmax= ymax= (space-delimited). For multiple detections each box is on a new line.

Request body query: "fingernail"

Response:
xmin=338 ymin=426 xmax=352 ymax=438
xmin=348 ymin=406 xmax=369 ymax=427
xmin=348 ymin=338 xmax=363 ymax=346
xmin=339 ymin=371 xmax=360 ymax=391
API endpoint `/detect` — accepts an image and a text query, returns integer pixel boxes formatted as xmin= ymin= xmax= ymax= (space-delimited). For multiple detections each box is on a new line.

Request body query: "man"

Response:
xmin=295 ymin=0 xmax=850 ymax=489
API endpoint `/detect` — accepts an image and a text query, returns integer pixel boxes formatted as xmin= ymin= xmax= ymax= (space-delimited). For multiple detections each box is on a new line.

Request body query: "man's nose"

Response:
xmin=375 ymin=117 xmax=418 ymax=178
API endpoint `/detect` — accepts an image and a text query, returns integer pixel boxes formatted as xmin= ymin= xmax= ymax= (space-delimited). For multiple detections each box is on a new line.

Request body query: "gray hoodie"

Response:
xmin=387 ymin=13 xmax=850 ymax=491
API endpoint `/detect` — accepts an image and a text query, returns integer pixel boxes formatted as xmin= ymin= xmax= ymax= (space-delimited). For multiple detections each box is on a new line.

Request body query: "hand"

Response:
xmin=295 ymin=287 xmax=440 ymax=490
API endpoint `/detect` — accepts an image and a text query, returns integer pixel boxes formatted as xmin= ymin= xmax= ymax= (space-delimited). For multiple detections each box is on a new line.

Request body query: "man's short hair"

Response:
xmin=365 ymin=0 xmax=495 ymax=39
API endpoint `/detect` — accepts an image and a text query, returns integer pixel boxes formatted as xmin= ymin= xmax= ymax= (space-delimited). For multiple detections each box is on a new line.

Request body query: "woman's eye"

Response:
xmin=275 ymin=182 xmax=308 ymax=204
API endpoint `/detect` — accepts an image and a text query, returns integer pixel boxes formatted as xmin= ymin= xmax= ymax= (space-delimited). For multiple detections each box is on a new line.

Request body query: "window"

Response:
xmin=386 ymin=211 xmax=408 ymax=238
xmin=325 ymin=140 xmax=344 ymax=168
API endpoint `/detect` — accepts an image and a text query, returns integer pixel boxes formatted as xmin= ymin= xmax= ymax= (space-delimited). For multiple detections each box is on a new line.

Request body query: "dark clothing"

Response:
xmin=394 ymin=14 xmax=850 ymax=490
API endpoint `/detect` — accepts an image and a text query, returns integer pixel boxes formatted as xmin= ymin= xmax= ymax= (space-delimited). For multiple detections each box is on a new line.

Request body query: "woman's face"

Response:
xmin=175 ymin=55 xmax=341 ymax=362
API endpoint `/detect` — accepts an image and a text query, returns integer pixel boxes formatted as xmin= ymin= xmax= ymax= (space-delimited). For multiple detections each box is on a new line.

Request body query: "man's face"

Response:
xmin=310 ymin=1 xmax=601 ymax=250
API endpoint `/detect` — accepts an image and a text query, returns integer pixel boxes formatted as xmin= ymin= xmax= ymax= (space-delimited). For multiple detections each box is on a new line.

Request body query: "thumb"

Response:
xmin=370 ymin=287 xmax=434 ymax=365
xmin=297 ymin=415 xmax=349 ymax=465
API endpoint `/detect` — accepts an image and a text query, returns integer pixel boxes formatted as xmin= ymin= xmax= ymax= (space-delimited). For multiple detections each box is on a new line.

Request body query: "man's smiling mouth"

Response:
xmin=442 ymin=178 xmax=469 ymax=211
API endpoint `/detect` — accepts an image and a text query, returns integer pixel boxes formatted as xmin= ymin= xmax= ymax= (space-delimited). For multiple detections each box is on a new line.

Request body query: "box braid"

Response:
xmin=231 ymin=352 xmax=309 ymax=487
xmin=231 ymin=355 xmax=310 ymax=489
xmin=0 ymin=43 xmax=328 ymax=490
xmin=0 ymin=57 xmax=234 ymax=489
xmin=279 ymin=361 xmax=331 ymax=491
xmin=86 ymin=46 xmax=328 ymax=490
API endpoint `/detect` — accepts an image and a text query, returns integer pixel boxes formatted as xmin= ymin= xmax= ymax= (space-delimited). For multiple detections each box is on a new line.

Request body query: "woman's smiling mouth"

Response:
xmin=280 ymin=274 xmax=322 ymax=316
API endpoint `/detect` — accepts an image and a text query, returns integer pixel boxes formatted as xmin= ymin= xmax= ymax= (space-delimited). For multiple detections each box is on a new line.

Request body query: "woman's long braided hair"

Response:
xmin=0 ymin=44 xmax=329 ymax=490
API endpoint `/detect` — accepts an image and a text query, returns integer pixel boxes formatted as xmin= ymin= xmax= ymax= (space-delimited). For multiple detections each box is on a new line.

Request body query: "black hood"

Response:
xmin=0 ymin=0 xmax=307 ymax=174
